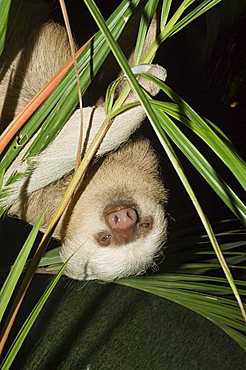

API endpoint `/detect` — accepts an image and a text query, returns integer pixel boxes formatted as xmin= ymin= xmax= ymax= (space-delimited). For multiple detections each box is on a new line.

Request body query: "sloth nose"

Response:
xmin=106 ymin=208 xmax=138 ymax=230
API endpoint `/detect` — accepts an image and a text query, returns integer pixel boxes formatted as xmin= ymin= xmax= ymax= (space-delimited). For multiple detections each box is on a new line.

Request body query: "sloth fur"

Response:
xmin=0 ymin=1 xmax=168 ymax=281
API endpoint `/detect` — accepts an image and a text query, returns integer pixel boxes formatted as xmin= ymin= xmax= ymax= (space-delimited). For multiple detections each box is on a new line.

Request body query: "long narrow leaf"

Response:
xmin=153 ymin=105 xmax=246 ymax=223
xmin=152 ymin=79 xmax=245 ymax=190
xmin=0 ymin=0 xmax=11 ymax=55
xmin=147 ymin=115 xmax=246 ymax=322
xmin=143 ymin=0 xmax=222 ymax=63
xmin=134 ymin=0 xmax=159 ymax=64
xmin=160 ymin=0 xmax=172 ymax=29
xmin=0 ymin=263 xmax=66 ymax=370
xmin=0 ymin=213 xmax=44 ymax=323
xmin=117 ymin=274 xmax=246 ymax=350
xmin=169 ymin=0 xmax=223 ymax=38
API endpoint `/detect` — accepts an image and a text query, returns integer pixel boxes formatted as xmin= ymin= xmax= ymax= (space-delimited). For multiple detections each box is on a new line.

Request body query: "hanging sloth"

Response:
xmin=0 ymin=1 xmax=168 ymax=281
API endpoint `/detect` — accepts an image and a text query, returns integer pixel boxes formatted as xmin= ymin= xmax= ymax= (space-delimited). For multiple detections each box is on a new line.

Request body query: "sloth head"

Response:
xmin=60 ymin=197 xmax=167 ymax=281
xmin=59 ymin=140 xmax=167 ymax=281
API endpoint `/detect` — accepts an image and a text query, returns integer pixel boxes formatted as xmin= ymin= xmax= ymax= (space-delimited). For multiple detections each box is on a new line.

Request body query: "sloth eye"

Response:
xmin=140 ymin=217 xmax=153 ymax=230
xmin=95 ymin=232 xmax=112 ymax=247
xmin=101 ymin=234 xmax=111 ymax=242
xmin=141 ymin=222 xmax=151 ymax=228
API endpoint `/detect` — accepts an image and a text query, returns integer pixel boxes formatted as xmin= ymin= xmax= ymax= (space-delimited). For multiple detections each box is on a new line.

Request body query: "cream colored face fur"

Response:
xmin=59 ymin=140 xmax=167 ymax=281
xmin=1 ymin=2 xmax=168 ymax=281
xmin=61 ymin=203 xmax=166 ymax=281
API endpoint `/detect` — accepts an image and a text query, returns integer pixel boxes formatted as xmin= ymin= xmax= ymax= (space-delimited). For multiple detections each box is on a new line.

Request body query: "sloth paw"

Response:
xmin=130 ymin=63 xmax=167 ymax=97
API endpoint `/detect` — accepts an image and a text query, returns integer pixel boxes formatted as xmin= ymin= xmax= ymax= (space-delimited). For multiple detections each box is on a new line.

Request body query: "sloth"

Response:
xmin=0 ymin=1 xmax=168 ymax=281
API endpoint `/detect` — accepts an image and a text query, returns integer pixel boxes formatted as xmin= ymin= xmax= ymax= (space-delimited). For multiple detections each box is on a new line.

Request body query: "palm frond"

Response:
xmin=117 ymin=273 xmax=246 ymax=350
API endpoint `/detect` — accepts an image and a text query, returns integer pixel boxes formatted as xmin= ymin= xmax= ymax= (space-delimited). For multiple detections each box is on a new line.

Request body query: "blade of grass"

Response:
xmin=59 ymin=0 xmax=84 ymax=170
xmin=38 ymin=247 xmax=62 ymax=267
xmin=148 ymin=77 xmax=246 ymax=190
xmin=0 ymin=213 xmax=44 ymax=324
xmin=105 ymin=77 xmax=123 ymax=115
xmin=142 ymin=0 xmax=222 ymax=63
xmin=153 ymin=101 xmax=237 ymax=151
xmin=0 ymin=262 xmax=67 ymax=370
xmin=168 ymin=0 xmax=223 ymax=38
xmin=149 ymin=115 xmax=246 ymax=322
xmin=133 ymin=0 xmax=159 ymax=65
xmin=152 ymin=104 xmax=246 ymax=222
xmin=160 ymin=0 xmax=172 ymax=29
xmin=0 ymin=212 xmax=45 ymax=354
xmin=0 ymin=0 xmax=11 ymax=55
xmin=117 ymin=275 xmax=246 ymax=350
xmin=0 ymin=166 xmax=4 ymax=190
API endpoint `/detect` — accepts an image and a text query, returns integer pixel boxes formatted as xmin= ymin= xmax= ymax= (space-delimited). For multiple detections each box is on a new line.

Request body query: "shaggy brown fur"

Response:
xmin=1 ymin=1 xmax=168 ymax=281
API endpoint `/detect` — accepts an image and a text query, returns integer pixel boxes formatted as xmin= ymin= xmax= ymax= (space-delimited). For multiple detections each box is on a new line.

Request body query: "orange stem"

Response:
xmin=0 ymin=288 xmax=27 ymax=355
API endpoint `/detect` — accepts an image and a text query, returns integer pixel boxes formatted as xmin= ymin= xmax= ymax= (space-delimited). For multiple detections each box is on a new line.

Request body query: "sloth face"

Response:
xmin=60 ymin=197 xmax=167 ymax=281
xmin=59 ymin=139 xmax=167 ymax=281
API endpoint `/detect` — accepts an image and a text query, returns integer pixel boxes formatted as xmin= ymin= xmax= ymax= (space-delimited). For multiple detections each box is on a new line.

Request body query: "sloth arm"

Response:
xmin=5 ymin=64 xmax=167 ymax=206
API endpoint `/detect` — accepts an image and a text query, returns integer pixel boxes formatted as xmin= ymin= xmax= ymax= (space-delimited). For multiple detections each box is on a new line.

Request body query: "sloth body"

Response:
xmin=1 ymin=2 xmax=167 ymax=281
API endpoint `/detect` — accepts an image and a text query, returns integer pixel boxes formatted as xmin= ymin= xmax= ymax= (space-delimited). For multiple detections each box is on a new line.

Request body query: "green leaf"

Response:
xmin=0 ymin=0 xmax=11 ymax=55
xmin=105 ymin=77 xmax=123 ymax=115
xmin=38 ymin=247 xmax=62 ymax=267
xmin=134 ymin=73 xmax=246 ymax=222
xmin=0 ymin=165 xmax=4 ymax=190
xmin=157 ymin=81 xmax=246 ymax=190
xmin=0 ymin=263 xmax=66 ymax=370
xmin=160 ymin=0 xmax=172 ymax=29
xmin=153 ymin=105 xmax=246 ymax=223
xmin=134 ymin=0 xmax=159 ymax=64
xmin=0 ymin=212 xmax=45 ymax=323
xmin=169 ymin=0 xmax=223 ymax=38
xmin=143 ymin=0 xmax=222 ymax=63
xmin=117 ymin=274 xmax=246 ymax=350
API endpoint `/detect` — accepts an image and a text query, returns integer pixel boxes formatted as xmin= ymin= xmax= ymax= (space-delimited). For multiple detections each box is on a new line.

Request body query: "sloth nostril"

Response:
xmin=126 ymin=211 xmax=133 ymax=220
